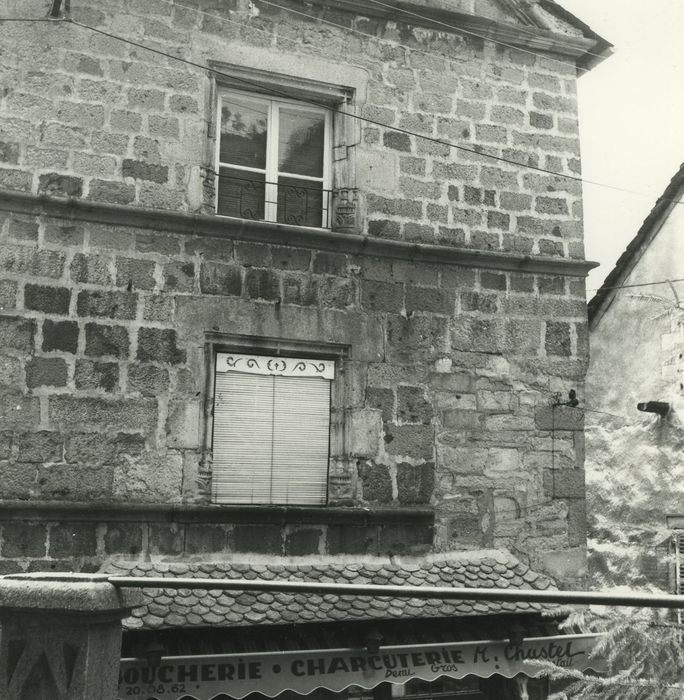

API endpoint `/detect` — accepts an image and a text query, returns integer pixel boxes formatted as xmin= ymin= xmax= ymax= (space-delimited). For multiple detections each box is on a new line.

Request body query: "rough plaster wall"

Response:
xmin=587 ymin=204 xmax=684 ymax=589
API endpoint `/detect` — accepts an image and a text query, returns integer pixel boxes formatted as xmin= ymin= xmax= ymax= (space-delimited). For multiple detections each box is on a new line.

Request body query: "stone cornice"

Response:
xmin=304 ymin=0 xmax=609 ymax=67
xmin=0 ymin=190 xmax=597 ymax=277
xmin=0 ymin=500 xmax=435 ymax=525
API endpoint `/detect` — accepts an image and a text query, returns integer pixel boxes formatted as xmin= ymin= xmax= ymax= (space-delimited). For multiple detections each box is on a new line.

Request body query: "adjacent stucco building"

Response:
xmin=0 ymin=0 xmax=608 ymax=698
xmin=587 ymin=163 xmax=684 ymax=592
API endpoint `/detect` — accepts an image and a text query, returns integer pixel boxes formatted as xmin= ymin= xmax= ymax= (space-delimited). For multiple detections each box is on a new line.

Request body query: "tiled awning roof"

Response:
xmin=105 ymin=550 xmax=557 ymax=631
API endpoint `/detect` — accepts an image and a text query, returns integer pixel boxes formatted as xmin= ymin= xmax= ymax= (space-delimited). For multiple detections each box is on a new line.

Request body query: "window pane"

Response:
xmin=217 ymin=167 xmax=265 ymax=220
xmin=278 ymin=107 xmax=325 ymax=177
xmin=277 ymin=176 xmax=324 ymax=227
xmin=220 ymin=95 xmax=269 ymax=168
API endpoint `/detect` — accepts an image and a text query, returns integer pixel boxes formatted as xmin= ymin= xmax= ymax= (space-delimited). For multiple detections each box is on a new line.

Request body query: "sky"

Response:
xmin=557 ymin=0 xmax=684 ymax=294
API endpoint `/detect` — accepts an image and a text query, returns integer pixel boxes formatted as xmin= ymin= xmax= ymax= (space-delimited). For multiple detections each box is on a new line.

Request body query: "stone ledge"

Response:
xmin=0 ymin=500 xmax=435 ymax=526
xmin=0 ymin=574 xmax=143 ymax=615
xmin=0 ymin=190 xmax=598 ymax=277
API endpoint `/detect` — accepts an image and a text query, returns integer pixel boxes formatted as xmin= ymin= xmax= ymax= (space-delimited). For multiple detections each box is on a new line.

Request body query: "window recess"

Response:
xmin=211 ymin=352 xmax=334 ymax=506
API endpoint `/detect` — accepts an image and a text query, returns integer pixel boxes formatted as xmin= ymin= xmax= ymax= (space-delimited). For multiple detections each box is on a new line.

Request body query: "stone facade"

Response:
xmin=0 ymin=0 xmax=605 ymax=586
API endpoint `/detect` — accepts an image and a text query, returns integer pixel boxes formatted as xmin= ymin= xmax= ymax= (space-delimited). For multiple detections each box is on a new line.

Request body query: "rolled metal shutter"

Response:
xmin=212 ymin=353 xmax=333 ymax=505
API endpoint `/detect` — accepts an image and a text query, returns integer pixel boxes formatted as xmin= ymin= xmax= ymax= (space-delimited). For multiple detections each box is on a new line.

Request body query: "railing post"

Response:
xmin=0 ymin=573 xmax=143 ymax=700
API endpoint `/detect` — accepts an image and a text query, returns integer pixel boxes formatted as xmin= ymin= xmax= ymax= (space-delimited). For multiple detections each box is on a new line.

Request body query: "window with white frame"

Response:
xmin=211 ymin=352 xmax=334 ymax=505
xmin=216 ymin=90 xmax=332 ymax=228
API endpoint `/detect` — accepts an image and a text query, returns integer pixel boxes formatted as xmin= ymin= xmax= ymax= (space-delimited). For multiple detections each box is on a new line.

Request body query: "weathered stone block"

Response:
xmin=15 ymin=431 xmax=63 ymax=463
xmin=396 ymin=462 xmax=434 ymax=504
xmin=7 ymin=217 xmax=38 ymax=242
xmin=0 ymin=315 xmax=35 ymax=352
xmin=48 ymin=522 xmax=97 ymax=557
xmin=327 ymin=525 xmax=378 ymax=555
xmin=245 ymin=268 xmax=279 ymax=301
xmin=485 ymin=448 xmax=522 ymax=474
xmin=164 ymin=261 xmax=195 ymax=292
xmin=39 ymin=462 xmax=115 ymax=500
xmin=137 ymin=327 xmax=186 ymax=364
xmin=64 ymin=433 xmax=145 ymax=467
xmin=271 ymin=247 xmax=311 ymax=271
xmin=26 ymin=356 xmax=68 ymax=387
xmin=461 ymin=292 xmax=498 ymax=314
xmin=116 ymin=257 xmax=156 ymax=290
xmin=71 ymin=253 xmax=113 ymax=286
xmin=2 ymin=522 xmax=48 ymax=558
xmin=143 ymin=294 xmax=174 ymax=322
xmin=285 ymin=528 xmax=323 ymax=556
xmin=104 ymin=523 xmax=143 ymax=555
xmin=365 ymin=387 xmax=394 ymax=422
xmin=378 ymin=522 xmax=433 ymax=554
xmin=50 ymin=396 xmax=157 ymax=433
xmin=24 ymin=284 xmax=71 ymax=315
xmin=37 ymin=172 xmax=83 ymax=197
xmin=397 ymin=386 xmax=432 ymax=424
xmin=77 ymin=289 xmax=137 ymax=319
xmin=361 ymin=280 xmax=403 ymax=313
xmin=543 ymin=468 xmax=585 ymax=499
xmin=88 ymin=179 xmax=136 ymax=204
xmin=348 ymin=409 xmax=382 ymax=458
xmin=185 ymin=524 xmax=228 ymax=553
xmin=199 ymin=262 xmax=242 ymax=296
xmin=233 ymin=525 xmax=283 ymax=554
xmin=166 ymin=400 xmax=200 ymax=448
xmin=545 ymin=321 xmax=572 ymax=356
xmin=452 ymin=317 xmax=504 ymax=353
xmin=385 ymin=315 xmax=449 ymax=363
xmin=383 ymin=132 xmax=412 ymax=152
xmin=368 ymin=219 xmax=401 ymax=239
xmin=446 ymin=512 xmax=483 ymax=547
xmin=128 ymin=363 xmax=169 ymax=396
xmin=148 ymin=523 xmax=183 ymax=554
xmin=384 ymin=423 xmax=434 ymax=459
xmin=75 ymin=359 xmax=119 ymax=392
xmin=359 ymin=461 xmax=392 ymax=502
xmin=84 ymin=322 xmax=129 ymax=358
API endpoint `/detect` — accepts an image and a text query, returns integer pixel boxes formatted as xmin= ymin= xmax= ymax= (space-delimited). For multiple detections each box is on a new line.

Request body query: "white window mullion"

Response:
xmin=264 ymin=101 xmax=279 ymax=222
xmin=322 ymin=108 xmax=333 ymax=225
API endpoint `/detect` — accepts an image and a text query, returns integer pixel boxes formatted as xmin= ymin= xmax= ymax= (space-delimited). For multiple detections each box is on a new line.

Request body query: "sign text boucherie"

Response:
xmin=118 ymin=634 xmax=603 ymax=699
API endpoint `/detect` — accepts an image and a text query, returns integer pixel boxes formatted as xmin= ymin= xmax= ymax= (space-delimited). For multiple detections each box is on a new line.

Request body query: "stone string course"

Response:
xmin=104 ymin=552 xmax=556 ymax=630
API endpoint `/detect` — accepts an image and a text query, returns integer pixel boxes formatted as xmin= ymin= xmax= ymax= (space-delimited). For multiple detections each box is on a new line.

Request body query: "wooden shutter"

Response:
xmin=211 ymin=353 xmax=333 ymax=505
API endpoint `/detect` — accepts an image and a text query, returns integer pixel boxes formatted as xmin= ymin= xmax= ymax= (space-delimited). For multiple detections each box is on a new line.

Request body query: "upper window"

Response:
xmin=216 ymin=90 xmax=332 ymax=228
xmin=211 ymin=352 xmax=334 ymax=506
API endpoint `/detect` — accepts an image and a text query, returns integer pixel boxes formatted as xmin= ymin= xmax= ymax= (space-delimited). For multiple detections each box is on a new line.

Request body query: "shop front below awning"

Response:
xmin=118 ymin=620 xmax=604 ymax=700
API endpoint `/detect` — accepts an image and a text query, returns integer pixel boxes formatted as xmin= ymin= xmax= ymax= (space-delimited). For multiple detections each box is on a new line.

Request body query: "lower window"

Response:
xmin=211 ymin=352 xmax=334 ymax=505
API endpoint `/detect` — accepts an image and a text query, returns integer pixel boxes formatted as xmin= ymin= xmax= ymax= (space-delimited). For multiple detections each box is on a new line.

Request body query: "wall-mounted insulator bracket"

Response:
xmin=637 ymin=401 xmax=670 ymax=416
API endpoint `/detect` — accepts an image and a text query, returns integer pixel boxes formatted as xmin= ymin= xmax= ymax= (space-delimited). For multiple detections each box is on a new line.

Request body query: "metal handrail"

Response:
xmin=103 ymin=576 xmax=684 ymax=609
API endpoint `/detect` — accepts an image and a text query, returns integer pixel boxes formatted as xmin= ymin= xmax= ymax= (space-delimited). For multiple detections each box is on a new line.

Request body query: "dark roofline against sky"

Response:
xmin=587 ymin=161 xmax=684 ymax=328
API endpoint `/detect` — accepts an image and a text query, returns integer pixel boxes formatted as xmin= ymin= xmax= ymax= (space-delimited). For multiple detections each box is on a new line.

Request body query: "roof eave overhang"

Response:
xmin=301 ymin=0 xmax=612 ymax=68
xmin=588 ymin=167 xmax=684 ymax=330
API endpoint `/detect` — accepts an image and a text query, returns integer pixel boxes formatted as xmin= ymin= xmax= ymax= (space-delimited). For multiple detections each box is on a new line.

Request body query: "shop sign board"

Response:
xmin=118 ymin=634 xmax=603 ymax=700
